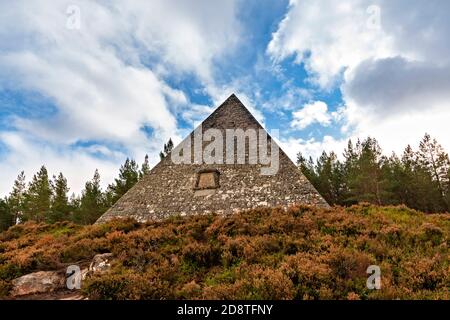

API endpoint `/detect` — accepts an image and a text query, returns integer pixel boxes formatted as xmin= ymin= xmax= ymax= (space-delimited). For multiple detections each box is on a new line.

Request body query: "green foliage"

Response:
xmin=298 ymin=134 xmax=450 ymax=213
xmin=22 ymin=166 xmax=52 ymax=222
xmin=107 ymin=158 xmax=139 ymax=205
xmin=48 ymin=173 xmax=70 ymax=223
xmin=159 ymin=138 xmax=174 ymax=160
xmin=0 ymin=199 xmax=13 ymax=232
xmin=139 ymin=154 xmax=150 ymax=179
xmin=2 ymin=152 xmax=152 ymax=226
xmin=346 ymin=138 xmax=386 ymax=205
xmin=73 ymin=170 xmax=107 ymax=225
xmin=0 ymin=205 xmax=447 ymax=300
xmin=82 ymin=272 xmax=172 ymax=300
xmin=0 ymin=279 xmax=12 ymax=299
xmin=8 ymin=171 xmax=26 ymax=224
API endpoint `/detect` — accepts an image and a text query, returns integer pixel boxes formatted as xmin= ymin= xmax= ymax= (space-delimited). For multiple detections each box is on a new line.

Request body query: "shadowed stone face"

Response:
xmin=195 ymin=169 xmax=220 ymax=190
xmin=197 ymin=172 xmax=217 ymax=189
xmin=96 ymin=94 xmax=329 ymax=224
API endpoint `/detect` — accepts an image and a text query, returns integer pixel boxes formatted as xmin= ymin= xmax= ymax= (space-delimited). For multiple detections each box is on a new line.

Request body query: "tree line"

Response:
xmin=297 ymin=133 xmax=450 ymax=213
xmin=0 ymin=156 xmax=151 ymax=231
xmin=0 ymin=140 xmax=177 ymax=231
xmin=1 ymin=134 xmax=449 ymax=231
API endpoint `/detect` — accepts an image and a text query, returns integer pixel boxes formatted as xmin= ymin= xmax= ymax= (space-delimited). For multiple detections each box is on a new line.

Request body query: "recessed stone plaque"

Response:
xmin=198 ymin=172 xmax=215 ymax=189
xmin=194 ymin=169 xmax=220 ymax=190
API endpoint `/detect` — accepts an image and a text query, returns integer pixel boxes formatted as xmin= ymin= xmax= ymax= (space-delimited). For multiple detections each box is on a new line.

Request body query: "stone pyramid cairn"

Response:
xmin=96 ymin=94 xmax=329 ymax=223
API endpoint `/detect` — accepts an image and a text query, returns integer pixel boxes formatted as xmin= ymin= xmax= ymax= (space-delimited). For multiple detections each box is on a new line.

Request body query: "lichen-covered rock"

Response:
xmin=11 ymin=271 xmax=65 ymax=297
xmin=81 ymin=268 xmax=89 ymax=280
xmin=89 ymin=253 xmax=114 ymax=273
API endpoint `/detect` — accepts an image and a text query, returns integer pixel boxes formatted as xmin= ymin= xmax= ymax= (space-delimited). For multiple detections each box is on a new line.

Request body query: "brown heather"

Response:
xmin=0 ymin=204 xmax=448 ymax=300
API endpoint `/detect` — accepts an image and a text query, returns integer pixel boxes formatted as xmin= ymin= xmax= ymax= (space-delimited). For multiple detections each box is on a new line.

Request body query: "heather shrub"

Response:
xmin=176 ymin=280 xmax=202 ymax=299
xmin=59 ymin=238 xmax=106 ymax=263
xmin=244 ymin=266 xmax=295 ymax=300
xmin=403 ymin=256 xmax=448 ymax=291
xmin=0 ymin=279 xmax=12 ymax=299
xmin=82 ymin=274 xmax=130 ymax=300
xmin=182 ymin=242 xmax=221 ymax=268
xmin=82 ymin=270 xmax=174 ymax=300
xmin=0 ymin=263 xmax=21 ymax=281
xmin=420 ymin=223 xmax=444 ymax=245
xmin=203 ymin=264 xmax=294 ymax=300
xmin=280 ymin=252 xmax=331 ymax=299
xmin=380 ymin=225 xmax=403 ymax=246
xmin=220 ymin=236 xmax=253 ymax=266
xmin=327 ymin=249 xmax=372 ymax=280
xmin=205 ymin=267 xmax=238 ymax=287
xmin=0 ymin=204 xmax=448 ymax=299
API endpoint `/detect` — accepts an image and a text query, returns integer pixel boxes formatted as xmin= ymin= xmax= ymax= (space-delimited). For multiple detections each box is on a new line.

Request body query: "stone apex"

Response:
xmin=199 ymin=93 xmax=263 ymax=131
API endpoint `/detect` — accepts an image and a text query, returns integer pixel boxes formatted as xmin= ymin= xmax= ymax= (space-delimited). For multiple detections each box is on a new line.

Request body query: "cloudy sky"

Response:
xmin=0 ymin=0 xmax=449 ymax=196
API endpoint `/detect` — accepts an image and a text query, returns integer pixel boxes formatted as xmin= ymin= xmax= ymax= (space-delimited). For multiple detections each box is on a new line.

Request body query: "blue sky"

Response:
xmin=1 ymin=0 xmax=450 ymax=195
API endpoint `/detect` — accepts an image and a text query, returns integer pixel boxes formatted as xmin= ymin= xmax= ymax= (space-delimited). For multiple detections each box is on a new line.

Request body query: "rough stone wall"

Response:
xmin=96 ymin=94 xmax=329 ymax=223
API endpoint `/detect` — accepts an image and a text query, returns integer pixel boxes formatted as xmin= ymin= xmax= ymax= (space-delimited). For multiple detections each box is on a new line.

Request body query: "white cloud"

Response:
xmin=181 ymin=104 xmax=215 ymax=126
xmin=268 ymin=0 xmax=395 ymax=89
xmin=343 ymin=100 xmax=450 ymax=155
xmin=0 ymin=0 xmax=242 ymax=195
xmin=280 ymin=135 xmax=348 ymax=163
xmin=291 ymin=101 xmax=332 ymax=130
xmin=116 ymin=1 xmax=242 ymax=82
xmin=0 ymin=131 xmax=121 ymax=196
xmin=2 ymin=50 xmax=178 ymax=148
xmin=343 ymin=57 xmax=450 ymax=117
xmin=269 ymin=0 xmax=450 ymax=156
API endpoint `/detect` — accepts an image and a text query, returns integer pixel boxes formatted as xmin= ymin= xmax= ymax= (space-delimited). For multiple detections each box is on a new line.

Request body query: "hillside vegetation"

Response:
xmin=2 ymin=133 xmax=449 ymax=233
xmin=0 ymin=204 xmax=448 ymax=300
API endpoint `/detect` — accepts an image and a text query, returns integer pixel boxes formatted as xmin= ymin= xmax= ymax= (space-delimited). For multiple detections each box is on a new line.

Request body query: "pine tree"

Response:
xmin=395 ymin=145 xmax=430 ymax=211
xmin=345 ymin=138 xmax=385 ymax=205
xmin=446 ymin=170 xmax=450 ymax=211
xmin=295 ymin=134 xmax=450 ymax=212
xmin=74 ymin=170 xmax=106 ymax=225
xmin=107 ymin=158 xmax=139 ymax=205
xmin=8 ymin=171 xmax=26 ymax=224
xmin=315 ymin=151 xmax=346 ymax=205
xmin=297 ymin=152 xmax=317 ymax=185
xmin=139 ymin=154 xmax=150 ymax=179
xmin=23 ymin=166 xmax=52 ymax=222
xmin=382 ymin=153 xmax=406 ymax=205
xmin=48 ymin=173 xmax=70 ymax=223
xmin=68 ymin=192 xmax=81 ymax=219
xmin=417 ymin=133 xmax=449 ymax=211
xmin=343 ymin=139 xmax=358 ymax=174
xmin=160 ymin=138 xmax=174 ymax=160
xmin=165 ymin=138 xmax=174 ymax=154
xmin=330 ymin=156 xmax=347 ymax=205
xmin=342 ymin=139 xmax=358 ymax=205
xmin=314 ymin=152 xmax=332 ymax=204
xmin=0 ymin=198 xmax=13 ymax=232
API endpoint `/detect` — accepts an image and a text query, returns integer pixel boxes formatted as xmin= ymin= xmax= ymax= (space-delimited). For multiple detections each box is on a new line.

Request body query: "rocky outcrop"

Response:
xmin=11 ymin=253 xmax=115 ymax=298
xmin=89 ymin=253 xmax=113 ymax=273
xmin=11 ymin=271 xmax=65 ymax=297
